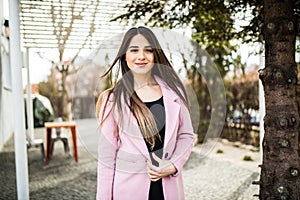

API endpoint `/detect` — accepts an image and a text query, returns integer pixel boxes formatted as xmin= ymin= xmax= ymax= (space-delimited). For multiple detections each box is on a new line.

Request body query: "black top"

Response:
xmin=144 ymin=96 xmax=165 ymax=200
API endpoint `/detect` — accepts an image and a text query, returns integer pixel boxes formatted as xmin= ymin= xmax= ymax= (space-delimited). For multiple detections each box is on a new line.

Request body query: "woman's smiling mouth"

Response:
xmin=135 ymin=62 xmax=148 ymax=67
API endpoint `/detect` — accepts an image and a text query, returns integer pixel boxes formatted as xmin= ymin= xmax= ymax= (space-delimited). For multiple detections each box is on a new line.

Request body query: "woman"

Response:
xmin=96 ymin=26 xmax=195 ymax=200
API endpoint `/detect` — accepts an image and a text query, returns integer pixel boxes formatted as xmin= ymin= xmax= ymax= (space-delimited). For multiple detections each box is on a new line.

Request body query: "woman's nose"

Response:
xmin=137 ymin=50 xmax=145 ymax=60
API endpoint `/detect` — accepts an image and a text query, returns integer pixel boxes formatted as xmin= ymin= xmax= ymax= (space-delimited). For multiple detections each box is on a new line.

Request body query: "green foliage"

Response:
xmin=243 ymin=155 xmax=254 ymax=161
xmin=113 ymin=0 xmax=264 ymax=42
xmin=192 ymin=4 xmax=236 ymax=76
xmin=226 ymin=0 xmax=263 ymax=43
xmin=216 ymin=149 xmax=224 ymax=154
xmin=103 ymin=72 xmax=112 ymax=91
xmin=297 ymin=43 xmax=300 ymax=52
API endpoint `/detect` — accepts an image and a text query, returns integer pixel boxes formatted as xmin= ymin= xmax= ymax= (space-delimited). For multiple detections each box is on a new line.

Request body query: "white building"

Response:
xmin=0 ymin=1 xmax=14 ymax=151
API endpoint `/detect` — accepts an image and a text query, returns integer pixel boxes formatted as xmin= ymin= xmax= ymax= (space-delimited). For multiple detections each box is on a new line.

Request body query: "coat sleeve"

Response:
xmin=169 ymin=100 xmax=195 ymax=176
xmin=96 ymin=91 xmax=118 ymax=200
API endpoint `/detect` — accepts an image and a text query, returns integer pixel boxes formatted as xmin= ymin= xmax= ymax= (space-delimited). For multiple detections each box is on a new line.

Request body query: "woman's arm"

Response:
xmin=168 ymin=99 xmax=195 ymax=176
xmin=96 ymin=91 xmax=118 ymax=200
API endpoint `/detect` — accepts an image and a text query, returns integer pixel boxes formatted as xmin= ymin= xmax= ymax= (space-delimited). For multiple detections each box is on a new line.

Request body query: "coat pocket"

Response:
xmin=115 ymin=150 xmax=148 ymax=174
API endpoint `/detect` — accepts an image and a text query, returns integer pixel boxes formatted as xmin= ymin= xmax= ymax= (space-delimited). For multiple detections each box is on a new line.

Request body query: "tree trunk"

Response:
xmin=60 ymin=66 xmax=72 ymax=121
xmin=259 ymin=0 xmax=300 ymax=199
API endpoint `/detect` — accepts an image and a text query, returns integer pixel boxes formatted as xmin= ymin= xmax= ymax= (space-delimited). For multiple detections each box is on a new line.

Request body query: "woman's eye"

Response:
xmin=129 ymin=49 xmax=138 ymax=52
xmin=145 ymin=49 xmax=154 ymax=53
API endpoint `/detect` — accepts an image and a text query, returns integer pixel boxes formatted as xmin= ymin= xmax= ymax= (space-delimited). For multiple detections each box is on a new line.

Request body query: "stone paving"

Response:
xmin=183 ymin=153 xmax=259 ymax=200
xmin=0 ymin=119 xmax=260 ymax=200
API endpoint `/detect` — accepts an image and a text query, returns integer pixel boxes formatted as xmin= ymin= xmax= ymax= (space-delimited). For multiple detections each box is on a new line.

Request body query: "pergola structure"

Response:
xmin=20 ymin=0 xmax=130 ymax=53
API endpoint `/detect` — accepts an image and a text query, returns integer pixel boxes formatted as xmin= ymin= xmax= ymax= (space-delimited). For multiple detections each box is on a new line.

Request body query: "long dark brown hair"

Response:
xmin=96 ymin=26 xmax=189 ymax=149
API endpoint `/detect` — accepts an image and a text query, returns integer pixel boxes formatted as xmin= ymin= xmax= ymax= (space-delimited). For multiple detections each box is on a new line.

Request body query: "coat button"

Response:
xmin=164 ymin=153 xmax=169 ymax=158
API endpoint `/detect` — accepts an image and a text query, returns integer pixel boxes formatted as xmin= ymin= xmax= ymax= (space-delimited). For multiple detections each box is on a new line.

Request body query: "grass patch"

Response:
xmin=243 ymin=155 xmax=254 ymax=161
xmin=216 ymin=149 xmax=224 ymax=154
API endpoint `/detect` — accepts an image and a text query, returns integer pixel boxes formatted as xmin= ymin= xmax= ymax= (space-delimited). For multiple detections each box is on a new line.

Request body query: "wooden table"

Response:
xmin=44 ymin=121 xmax=78 ymax=165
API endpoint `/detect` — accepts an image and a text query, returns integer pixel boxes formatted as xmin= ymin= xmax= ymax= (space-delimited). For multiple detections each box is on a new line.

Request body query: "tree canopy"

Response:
xmin=114 ymin=0 xmax=299 ymax=42
xmin=113 ymin=0 xmax=299 ymax=76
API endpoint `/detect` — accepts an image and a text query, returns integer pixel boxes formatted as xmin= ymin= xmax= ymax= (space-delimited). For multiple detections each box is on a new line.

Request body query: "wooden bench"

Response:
xmin=44 ymin=121 xmax=78 ymax=165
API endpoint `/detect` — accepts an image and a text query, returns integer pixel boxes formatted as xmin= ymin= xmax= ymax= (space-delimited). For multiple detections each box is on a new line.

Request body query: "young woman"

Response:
xmin=96 ymin=26 xmax=195 ymax=200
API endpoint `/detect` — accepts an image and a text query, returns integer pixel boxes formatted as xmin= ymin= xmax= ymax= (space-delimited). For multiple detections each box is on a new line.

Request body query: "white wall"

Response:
xmin=0 ymin=0 xmax=14 ymax=151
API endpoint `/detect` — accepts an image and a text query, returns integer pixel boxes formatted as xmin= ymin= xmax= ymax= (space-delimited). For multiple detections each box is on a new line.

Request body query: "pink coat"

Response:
xmin=97 ymin=77 xmax=195 ymax=200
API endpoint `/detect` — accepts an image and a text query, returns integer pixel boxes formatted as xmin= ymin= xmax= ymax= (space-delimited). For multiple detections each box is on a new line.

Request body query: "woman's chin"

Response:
xmin=132 ymin=68 xmax=152 ymax=75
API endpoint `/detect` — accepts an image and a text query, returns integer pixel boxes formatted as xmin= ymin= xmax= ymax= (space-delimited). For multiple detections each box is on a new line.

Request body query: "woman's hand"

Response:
xmin=147 ymin=153 xmax=178 ymax=182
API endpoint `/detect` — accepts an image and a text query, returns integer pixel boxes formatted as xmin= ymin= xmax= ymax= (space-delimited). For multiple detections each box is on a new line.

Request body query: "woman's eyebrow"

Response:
xmin=128 ymin=45 xmax=153 ymax=48
xmin=128 ymin=45 xmax=139 ymax=49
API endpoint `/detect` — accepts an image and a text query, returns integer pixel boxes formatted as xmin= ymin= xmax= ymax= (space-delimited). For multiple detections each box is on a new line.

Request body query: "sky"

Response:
xmin=22 ymin=49 xmax=93 ymax=86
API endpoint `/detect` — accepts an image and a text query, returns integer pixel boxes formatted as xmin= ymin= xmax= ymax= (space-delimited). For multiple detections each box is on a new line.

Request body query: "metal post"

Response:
xmin=25 ymin=47 xmax=35 ymax=141
xmin=9 ymin=0 xmax=30 ymax=199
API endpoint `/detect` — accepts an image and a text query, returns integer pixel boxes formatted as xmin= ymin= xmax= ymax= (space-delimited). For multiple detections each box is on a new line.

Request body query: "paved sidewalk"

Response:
xmin=0 ymin=119 xmax=260 ymax=200
xmin=183 ymin=140 xmax=260 ymax=200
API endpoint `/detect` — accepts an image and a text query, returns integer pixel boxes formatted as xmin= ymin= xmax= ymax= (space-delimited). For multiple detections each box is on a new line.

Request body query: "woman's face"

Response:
xmin=125 ymin=34 xmax=154 ymax=76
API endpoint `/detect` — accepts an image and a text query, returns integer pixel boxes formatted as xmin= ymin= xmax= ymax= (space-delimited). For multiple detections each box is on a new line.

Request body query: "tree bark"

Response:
xmin=259 ymin=0 xmax=300 ymax=199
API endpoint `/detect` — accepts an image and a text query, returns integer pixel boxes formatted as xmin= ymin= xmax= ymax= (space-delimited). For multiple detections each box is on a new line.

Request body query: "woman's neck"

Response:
xmin=133 ymin=74 xmax=156 ymax=90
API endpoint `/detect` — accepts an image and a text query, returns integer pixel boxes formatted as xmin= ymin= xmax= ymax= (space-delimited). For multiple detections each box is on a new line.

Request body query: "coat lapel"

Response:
xmin=155 ymin=76 xmax=181 ymax=149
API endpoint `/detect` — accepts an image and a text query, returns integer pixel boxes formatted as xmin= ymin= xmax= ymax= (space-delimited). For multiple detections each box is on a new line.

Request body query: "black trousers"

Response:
xmin=149 ymin=179 xmax=164 ymax=200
